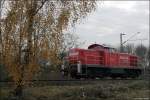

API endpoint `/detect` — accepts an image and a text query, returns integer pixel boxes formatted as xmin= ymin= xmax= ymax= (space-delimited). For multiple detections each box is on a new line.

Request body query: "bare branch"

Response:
xmin=33 ymin=0 xmax=48 ymax=16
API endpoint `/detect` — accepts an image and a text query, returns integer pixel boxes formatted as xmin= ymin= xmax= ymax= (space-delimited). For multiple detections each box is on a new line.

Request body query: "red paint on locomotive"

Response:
xmin=68 ymin=44 xmax=139 ymax=69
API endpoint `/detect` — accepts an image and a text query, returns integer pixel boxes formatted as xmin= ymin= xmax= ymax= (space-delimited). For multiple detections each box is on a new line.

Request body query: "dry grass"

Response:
xmin=0 ymin=80 xmax=149 ymax=100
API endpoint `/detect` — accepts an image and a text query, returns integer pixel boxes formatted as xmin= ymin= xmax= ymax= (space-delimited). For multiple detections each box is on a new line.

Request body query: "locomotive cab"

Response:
xmin=104 ymin=46 xmax=116 ymax=53
xmin=67 ymin=49 xmax=84 ymax=78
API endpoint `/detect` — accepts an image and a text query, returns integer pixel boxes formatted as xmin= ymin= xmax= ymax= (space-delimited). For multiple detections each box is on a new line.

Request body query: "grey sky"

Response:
xmin=74 ymin=1 xmax=149 ymax=48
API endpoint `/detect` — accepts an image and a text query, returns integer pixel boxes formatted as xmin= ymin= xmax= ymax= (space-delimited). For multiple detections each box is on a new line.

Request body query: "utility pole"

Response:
xmin=120 ymin=33 xmax=126 ymax=52
xmin=120 ymin=32 xmax=140 ymax=53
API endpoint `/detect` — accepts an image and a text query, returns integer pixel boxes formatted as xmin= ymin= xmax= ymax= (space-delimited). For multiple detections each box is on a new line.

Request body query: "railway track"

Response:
xmin=0 ymin=79 xmax=142 ymax=87
xmin=0 ymin=77 xmax=143 ymax=82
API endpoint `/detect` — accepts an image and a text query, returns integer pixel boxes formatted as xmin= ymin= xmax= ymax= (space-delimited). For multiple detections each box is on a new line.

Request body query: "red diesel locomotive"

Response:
xmin=67 ymin=44 xmax=142 ymax=79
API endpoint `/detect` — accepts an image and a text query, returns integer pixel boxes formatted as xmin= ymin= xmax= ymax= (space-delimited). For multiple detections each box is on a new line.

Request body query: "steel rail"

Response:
xmin=0 ymin=78 xmax=143 ymax=83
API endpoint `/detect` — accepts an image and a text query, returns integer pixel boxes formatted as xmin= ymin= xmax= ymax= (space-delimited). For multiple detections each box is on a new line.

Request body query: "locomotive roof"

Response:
xmin=88 ymin=43 xmax=115 ymax=49
xmin=88 ymin=44 xmax=104 ymax=49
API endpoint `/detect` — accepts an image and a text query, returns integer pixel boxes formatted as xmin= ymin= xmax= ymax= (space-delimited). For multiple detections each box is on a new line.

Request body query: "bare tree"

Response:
xmin=135 ymin=44 xmax=147 ymax=74
xmin=124 ymin=43 xmax=135 ymax=54
xmin=147 ymin=48 xmax=150 ymax=67
xmin=135 ymin=44 xmax=147 ymax=59
xmin=62 ymin=33 xmax=84 ymax=51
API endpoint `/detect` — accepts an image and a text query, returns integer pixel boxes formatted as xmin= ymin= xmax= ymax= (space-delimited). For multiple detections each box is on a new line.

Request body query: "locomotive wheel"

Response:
xmin=111 ymin=76 xmax=117 ymax=79
xmin=130 ymin=74 xmax=137 ymax=78
xmin=130 ymin=72 xmax=138 ymax=78
xmin=131 ymin=76 xmax=136 ymax=78
xmin=120 ymin=75 xmax=127 ymax=79
xmin=76 ymin=76 xmax=81 ymax=79
xmin=70 ymin=72 xmax=77 ymax=78
xmin=90 ymin=75 xmax=95 ymax=79
xmin=112 ymin=77 xmax=116 ymax=79
xmin=99 ymin=75 xmax=104 ymax=79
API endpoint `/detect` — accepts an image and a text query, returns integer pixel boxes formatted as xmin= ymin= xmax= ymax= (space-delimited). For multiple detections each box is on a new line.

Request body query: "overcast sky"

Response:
xmin=73 ymin=1 xmax=149 ymax=48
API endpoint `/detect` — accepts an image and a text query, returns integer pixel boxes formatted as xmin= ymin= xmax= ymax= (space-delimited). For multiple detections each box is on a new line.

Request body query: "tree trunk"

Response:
xmin=14 ymin=1 xmax=37 ymax=99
